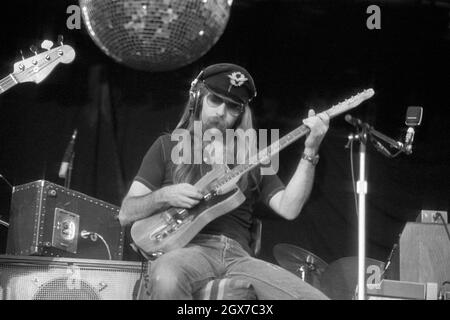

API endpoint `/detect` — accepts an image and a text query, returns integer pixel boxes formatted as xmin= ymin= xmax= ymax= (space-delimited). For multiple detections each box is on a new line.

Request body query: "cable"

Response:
xmin=440 ymin=281 xmax=450 ymax=300
xmin=80 ymin=230 xmax=112 ymax=260
xmin=0 ymin=174 xmax=13 ymax=189
xmin=379 ymin=243 xmax=398 ymax=280
xmin=0 ymin=219 xmax=9 ymax=228
xmin=95 ymin=233 xmax=112 ymax=260
xmin=390 ymin=149 xmax=403 ymax=158
xmin=136 ymin=258 xmax=151 ymax=300
xmin=431 ymin=212 xmax=450 ymax=300
xmin=435 ymin=212 xmax=450 ymax=245
xmin=349 ymin=139 xmax=359 ymax=217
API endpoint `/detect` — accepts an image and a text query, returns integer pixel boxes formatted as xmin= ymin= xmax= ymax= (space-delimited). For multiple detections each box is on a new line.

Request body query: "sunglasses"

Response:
xmin=206 ymin=93 xmax=244 ymax=116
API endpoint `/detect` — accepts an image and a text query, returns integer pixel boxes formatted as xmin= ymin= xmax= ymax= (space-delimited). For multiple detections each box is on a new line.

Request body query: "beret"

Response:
xmin=199 ymin=63 xmax=257 ymax=106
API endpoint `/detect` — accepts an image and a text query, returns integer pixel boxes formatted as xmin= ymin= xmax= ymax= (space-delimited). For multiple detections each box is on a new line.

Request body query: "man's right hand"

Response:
xmin=161 ymin=183 xmax=204 ymax=209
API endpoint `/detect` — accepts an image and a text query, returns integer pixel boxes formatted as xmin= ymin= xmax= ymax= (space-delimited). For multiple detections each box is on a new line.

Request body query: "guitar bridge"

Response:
xmin=149 ymin=251 xmax=164 ymax=259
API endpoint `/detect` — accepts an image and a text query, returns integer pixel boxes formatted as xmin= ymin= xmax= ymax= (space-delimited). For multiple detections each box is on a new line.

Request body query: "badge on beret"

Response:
xmin=227 ymin=72 xmax=248 ymax=92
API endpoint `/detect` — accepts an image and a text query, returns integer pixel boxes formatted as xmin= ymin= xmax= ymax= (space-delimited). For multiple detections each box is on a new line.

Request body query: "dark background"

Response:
xmin=0 ymin=0 xmax=449 ymax=266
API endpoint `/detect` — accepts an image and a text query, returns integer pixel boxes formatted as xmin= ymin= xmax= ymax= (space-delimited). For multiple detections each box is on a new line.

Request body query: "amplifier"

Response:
xmin=6 ymin=180 xmax=124 ymax=260
xmin=366 ymin=279 xmax=438 ymax=300
xmin=385 ymin=222 xmax=450 ymax=286
xmin=0 ymin=255 xmax=145 ymax=300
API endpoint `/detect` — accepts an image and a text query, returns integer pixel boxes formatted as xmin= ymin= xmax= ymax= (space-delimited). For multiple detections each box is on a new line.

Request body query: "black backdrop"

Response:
xmin=0 ymin=1 xmax=449 ymax=265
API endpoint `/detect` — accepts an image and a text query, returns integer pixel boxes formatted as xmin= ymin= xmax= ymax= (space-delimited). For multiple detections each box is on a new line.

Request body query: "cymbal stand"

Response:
xmin=297 ymin=265 xmax=307 ymax=282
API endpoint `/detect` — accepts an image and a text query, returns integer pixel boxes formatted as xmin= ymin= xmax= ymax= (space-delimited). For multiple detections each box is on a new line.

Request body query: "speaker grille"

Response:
xmin=33 ymin=278 xmax=100 ymax=300
xmin=0 ymin=255 xmax=145 ymax=300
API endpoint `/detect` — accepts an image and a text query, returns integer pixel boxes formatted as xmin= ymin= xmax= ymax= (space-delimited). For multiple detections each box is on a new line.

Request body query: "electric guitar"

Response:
xmin=0 ymin=38 xmax=75 ymax=95
xmin=131 ymin=88 xmax=375 ymax=258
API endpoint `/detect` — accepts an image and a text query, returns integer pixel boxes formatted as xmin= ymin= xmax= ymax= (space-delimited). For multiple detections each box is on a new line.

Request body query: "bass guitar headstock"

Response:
xmin=12 ymin=36 xmax=75 ymax=84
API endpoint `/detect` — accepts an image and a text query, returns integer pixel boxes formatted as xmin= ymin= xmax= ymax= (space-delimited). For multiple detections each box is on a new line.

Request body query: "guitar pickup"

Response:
xmin=203 ymin=190 xmax=216 ymax=201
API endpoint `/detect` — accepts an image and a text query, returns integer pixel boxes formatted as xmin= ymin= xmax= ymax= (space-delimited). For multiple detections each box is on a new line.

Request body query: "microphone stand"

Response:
xmin=346 ymin=116 xmax=408 ymax=300
xmin=368 ymin=128 xmax=404 ymax=157
xmin=64 ymin=152 xmax=75 ymax=189
xmin=348 ymin=126 xmax=368 ymax=300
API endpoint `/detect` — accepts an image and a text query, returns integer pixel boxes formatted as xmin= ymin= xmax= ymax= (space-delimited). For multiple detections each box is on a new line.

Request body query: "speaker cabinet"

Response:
xmin=0 ymin=255 xmax=145 ymax=300
xmin=6 ymin=180 xmax=124 ymax=260
xmin=387 ymin=222 xmax=450 ymax=286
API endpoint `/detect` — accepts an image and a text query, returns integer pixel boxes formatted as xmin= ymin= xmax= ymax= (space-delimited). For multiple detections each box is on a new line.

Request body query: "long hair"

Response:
xmin=172 ymin=83 xmax=260 ymax=192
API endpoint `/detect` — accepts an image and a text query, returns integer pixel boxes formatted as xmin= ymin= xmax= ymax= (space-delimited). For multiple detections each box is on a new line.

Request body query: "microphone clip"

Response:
xmin=403 ymin=127 xmax=415 ymax=155
xmin=345 ymin=114 xmax=405 ymax=158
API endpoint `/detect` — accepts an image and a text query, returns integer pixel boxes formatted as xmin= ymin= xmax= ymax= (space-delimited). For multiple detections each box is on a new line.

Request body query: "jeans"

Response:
xmin=145 ymin=234 xmax=329 ymax=300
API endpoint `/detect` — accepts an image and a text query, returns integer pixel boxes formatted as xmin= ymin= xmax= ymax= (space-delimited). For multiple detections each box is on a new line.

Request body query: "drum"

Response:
xmin=273 ymin=243 xmax=328 ymax=291
xmin=320 ymin=256 xmax=385 ymax=300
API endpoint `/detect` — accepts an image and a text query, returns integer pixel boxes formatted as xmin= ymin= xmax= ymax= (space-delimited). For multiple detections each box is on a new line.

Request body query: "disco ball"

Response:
xmin=79 ymin=0 xmax=233 ymax=71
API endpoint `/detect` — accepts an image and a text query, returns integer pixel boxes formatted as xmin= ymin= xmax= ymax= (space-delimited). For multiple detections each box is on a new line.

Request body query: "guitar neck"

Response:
xmin=0 ymin=74 xmax=18 ymax=95
xmin=213 ymin=89 xmax=375 ymax=188
xmin=218 ymin=122 xmax=313 ymax=186
xmin=216 ymin=124 xmax=311 ymax=186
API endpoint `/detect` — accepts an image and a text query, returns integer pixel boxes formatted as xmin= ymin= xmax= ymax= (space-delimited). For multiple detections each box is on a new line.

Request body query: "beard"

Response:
xmin=203 ymin=116 xmax=227 ymax=134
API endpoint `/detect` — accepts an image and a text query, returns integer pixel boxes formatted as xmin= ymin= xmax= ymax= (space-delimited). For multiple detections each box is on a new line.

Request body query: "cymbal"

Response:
xmin=273 ymin=243 xmax=328 ymax=276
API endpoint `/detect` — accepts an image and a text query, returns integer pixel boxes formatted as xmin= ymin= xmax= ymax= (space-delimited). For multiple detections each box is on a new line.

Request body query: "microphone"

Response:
xmin=59 ymin=129 xmax=78 ymax=179
xmin=404 ymin=106 xmax=423 ymax=155
xmin=404 ymin=127 xmax=415 ymax=154
xmin=345 ymin=114 xmax=369 ymax=129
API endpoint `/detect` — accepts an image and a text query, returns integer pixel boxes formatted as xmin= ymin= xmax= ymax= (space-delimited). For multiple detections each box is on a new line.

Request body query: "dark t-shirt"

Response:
xmin=134 ymin=134 xmax=285 ymax=254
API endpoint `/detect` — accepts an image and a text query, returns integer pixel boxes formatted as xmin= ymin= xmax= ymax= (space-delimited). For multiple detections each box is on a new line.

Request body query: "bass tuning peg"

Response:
xmin=29 ymin=45 xmax=38 ymax=55
xmin=41 ymin=40 xmax=54 ymax=51
xmin=57 ymin=35 xmax=64 ymax=46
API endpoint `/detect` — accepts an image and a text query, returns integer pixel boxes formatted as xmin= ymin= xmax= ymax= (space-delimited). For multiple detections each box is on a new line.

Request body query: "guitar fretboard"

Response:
xmin=213 ymin=88 xmax=375 ymax=191
xmin=214 ymin=124 xmax=311 ymax=189
xmin=0 ymin=74 xmax=18 ymax=94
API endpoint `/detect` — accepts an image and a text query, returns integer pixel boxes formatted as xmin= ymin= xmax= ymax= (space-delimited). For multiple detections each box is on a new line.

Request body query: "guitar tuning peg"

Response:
xmin=17 ymin=50 xmax=26 ymax=71
xmin=29 ymin=45 xmax=38 ymax=55
xmin=41 ymin=40 xmax=54 ymax=51
xmin=57 ymin=35 xmax=64 ymax=46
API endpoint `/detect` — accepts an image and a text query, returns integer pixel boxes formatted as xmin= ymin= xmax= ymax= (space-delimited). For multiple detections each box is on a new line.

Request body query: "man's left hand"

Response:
xmin=302 ymin=109 xmax=330 ymax=154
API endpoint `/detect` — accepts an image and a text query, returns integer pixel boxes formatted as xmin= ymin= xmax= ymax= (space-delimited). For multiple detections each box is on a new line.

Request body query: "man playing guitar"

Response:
xmin=119 ymin=63 xmax=330 ymax=299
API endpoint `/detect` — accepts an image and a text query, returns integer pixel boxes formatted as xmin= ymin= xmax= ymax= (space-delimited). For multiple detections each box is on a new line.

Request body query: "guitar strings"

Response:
xmin=0 ymin=75 xmax=16 ymax=90
xmin=215 ymin=124 xmax=310 ymax=189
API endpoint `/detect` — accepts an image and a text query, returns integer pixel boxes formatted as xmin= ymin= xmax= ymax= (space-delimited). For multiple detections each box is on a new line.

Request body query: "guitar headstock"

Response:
xmin=346 ymin=88 xmax=375 ymax=105
xmin=327 ymin=88 xmax=375 ymax=118
xmin=12 ymin=38 xmax=75 ymax=84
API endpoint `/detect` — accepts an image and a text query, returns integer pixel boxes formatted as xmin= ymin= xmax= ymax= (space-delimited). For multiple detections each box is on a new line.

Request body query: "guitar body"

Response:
xmin=130 ymin=165 xmax=246 ymax=257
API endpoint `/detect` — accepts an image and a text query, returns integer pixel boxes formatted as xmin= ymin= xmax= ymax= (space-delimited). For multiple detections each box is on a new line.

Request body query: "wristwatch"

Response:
xmin=301 ymin=152 xmax=320 ymax=165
